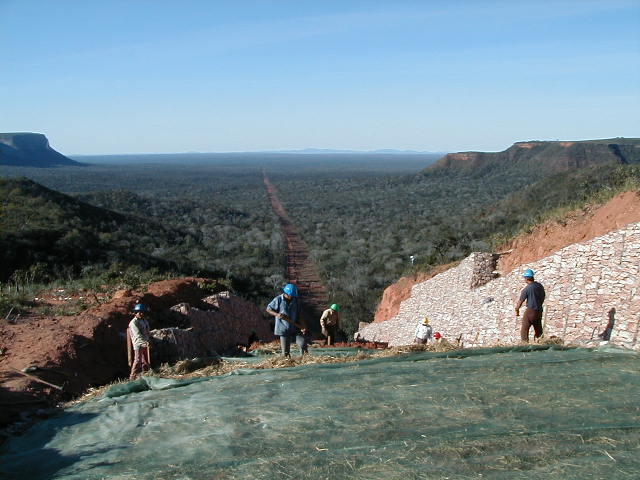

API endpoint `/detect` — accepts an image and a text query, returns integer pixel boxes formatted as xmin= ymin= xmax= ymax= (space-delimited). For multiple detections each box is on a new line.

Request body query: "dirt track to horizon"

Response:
xmin=263 ymin=172 xmax=329 ymax=332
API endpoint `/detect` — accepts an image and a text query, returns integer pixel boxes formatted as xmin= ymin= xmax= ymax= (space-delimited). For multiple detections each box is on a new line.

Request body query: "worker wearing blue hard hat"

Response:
xmin=282 ymin=283 xmax=298 ymax=297
xmin=266 ymin=283 xmax=308 ymax=357
xmin=515 ymin=269 xmax=546 ymax=342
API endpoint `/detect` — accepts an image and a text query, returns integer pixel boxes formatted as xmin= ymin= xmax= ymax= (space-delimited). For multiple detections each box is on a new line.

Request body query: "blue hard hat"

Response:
xmin=283 ymin=283 xmax=298 ymax=297
xmin=523 ymin=269 xmax=535 ymax=278
xmin=133 ymin=303 xmax=147 ymax=312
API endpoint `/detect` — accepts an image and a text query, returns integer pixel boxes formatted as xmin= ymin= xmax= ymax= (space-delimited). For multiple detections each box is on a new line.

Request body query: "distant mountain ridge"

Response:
xmin=0 ymin=132 xmax=83 ymax=167
xmin=428 ymin=138 xmax=640 ymax=174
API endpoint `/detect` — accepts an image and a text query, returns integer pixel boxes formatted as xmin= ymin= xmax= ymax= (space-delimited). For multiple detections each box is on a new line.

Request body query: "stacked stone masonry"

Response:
xmin=358 ymin=222 xmax=640 ymax=350
xmin=470 ymin=253 xmax=499 ymax=289
xmin=150 ymin=291 xmax=274 ymax=362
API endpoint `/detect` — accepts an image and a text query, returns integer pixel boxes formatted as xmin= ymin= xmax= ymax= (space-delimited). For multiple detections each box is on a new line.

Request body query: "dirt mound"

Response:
xmin=373 ymin=191 xmax=640 ymax=325
xmin=0 ymin=277 xmax=228 ymax=428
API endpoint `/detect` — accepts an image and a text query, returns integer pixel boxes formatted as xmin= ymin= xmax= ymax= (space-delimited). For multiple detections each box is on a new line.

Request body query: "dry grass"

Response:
xmin=67 ymin=337 xmax=561 ymax=406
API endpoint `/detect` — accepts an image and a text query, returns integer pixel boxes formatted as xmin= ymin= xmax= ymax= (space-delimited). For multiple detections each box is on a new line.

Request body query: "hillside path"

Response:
xmin=263 ymin=171 xmax=328 ymax=333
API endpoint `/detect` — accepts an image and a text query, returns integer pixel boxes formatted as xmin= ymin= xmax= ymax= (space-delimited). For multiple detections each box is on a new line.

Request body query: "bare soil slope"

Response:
xmin=0 ymin=278 xmax=216 ymax=427
xmin=374 ymin=191 xmax=640 ymax=324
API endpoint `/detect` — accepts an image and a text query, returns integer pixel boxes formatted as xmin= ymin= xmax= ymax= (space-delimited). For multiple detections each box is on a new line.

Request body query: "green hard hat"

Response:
xmin=330 ymin=304 xmax=341 ymax=312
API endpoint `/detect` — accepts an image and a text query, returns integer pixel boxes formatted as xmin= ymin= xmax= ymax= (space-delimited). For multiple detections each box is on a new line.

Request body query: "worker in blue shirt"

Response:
xmin=266 ymin=283 xmax=308 ymax=357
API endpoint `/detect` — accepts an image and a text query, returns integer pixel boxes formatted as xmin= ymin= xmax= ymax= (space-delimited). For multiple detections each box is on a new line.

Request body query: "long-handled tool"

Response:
xmin=9 ymin=367 xmax=64 ymax=391
xmin=126 ymin=328 xmax=133 ymax=367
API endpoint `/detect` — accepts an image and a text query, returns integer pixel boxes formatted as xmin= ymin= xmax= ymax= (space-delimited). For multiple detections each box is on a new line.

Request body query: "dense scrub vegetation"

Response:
xmin=480 ymin=164 xmax=640 ymax=244
xmin=1 ymin=178 xmax=188 ymax=278
xmin=0 ymin=164 xmax=284 ymax=312
xmin=3 ymin=146 xmax=639 ymax=335
xmin=271 ymin=159 xmax=640 ymax=335
xmin=1 ymin=155 xmax=433 ymax=317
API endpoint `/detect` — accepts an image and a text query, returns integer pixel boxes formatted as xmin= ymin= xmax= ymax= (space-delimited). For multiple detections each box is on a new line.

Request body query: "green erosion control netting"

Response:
xmin=2 ymin=345 xmax=639 ymax=479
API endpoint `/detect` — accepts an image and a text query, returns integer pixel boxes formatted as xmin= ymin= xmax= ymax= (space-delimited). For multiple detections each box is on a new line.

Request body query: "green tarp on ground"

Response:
xmin=2 ymin=345 xmax=639 ymax=479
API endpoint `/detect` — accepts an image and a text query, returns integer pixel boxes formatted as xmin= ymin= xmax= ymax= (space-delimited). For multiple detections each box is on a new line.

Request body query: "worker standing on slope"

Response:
xmin=128 ymin=303 xmax=151 ymax=379
xmin=266 ymin=283 xmax=308 ymax=357
xmin=414 ymin=316 xmax=433 ymax=344
xmin=515 ymin=269 xmax=546 ymax=342
xmin=320 ymin=304 xmax=341 ymax=346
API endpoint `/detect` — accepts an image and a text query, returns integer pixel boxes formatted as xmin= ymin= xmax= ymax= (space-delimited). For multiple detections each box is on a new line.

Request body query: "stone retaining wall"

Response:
xmin=358 ymin=222 xmax=640 ymax=350
xmin=150 ymin=291 xmax=275 ymax=361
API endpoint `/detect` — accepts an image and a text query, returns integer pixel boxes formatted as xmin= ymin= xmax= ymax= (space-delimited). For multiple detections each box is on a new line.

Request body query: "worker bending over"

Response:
xmin=414 ymin=316 xmax=433 ymax=344
xmin=320 ymin=304 xmax=341 ymax=346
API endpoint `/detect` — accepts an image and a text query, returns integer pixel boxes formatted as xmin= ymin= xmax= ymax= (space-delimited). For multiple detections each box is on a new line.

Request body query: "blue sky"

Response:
xmin=1 ymin=0 xmax=639 ymax=154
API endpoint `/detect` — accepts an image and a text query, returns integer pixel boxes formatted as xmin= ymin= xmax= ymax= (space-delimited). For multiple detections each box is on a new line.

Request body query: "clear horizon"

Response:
xmin=1 ymin=1 xmax=639 ymax=155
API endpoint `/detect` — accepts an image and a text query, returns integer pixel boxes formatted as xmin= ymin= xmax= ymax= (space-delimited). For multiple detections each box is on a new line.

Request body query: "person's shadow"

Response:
xmin=598 ymin=308 xmax=616 ymax=340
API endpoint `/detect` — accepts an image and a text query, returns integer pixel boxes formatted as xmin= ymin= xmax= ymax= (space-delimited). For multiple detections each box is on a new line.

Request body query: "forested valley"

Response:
xmin=2 ymin=146 xmax=639 ymax=335
xmin=0 ymin=155 xmax=436 ymax=320
xmin=272 ymin=159 xmax=640 ymax=333
xmin=1 ymin=160 xmax=283 ymax=315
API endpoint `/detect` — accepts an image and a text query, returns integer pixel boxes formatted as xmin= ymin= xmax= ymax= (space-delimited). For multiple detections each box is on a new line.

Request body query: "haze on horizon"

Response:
xmin=1 ymin=0 xmax=639 ymax=156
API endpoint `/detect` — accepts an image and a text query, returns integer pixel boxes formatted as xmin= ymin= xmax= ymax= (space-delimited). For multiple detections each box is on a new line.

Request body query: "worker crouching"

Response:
xmin=414 ymin=317 xmax=433 ymax=344
xmin=128 ymin=303 xmax=151 ymax=379
xmin=320 ymin=303 xmax=341 ymax=346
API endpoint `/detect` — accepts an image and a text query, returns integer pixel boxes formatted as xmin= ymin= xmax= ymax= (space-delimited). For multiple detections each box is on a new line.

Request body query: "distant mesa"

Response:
xmin=0 ymin=132 xmax=84 ymax=167
xmin=428 ymin=137 xmax=640 ymax=173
